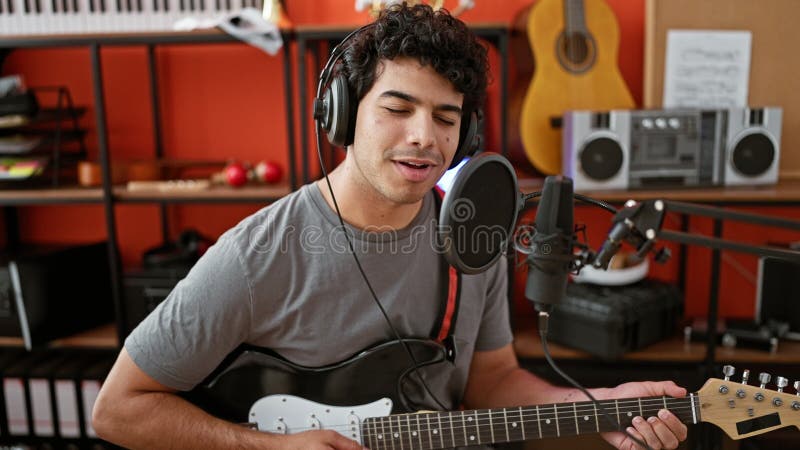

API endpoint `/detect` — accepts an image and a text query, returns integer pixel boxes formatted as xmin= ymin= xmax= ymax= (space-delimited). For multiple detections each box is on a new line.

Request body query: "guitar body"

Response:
xmin=518 ymin=0 xmax=635 ymax=175
xmin=184 ymin=339 xmax=447 ymax=423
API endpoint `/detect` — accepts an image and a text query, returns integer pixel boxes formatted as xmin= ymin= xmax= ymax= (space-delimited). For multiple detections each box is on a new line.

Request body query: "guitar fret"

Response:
xmin=381 ymin=416 xmax=392 ymax=450
xmin=638 ymin=398 xmax=643 ymax=418
xmin=505 ymin=407 xmax=524 ymax=442
xmin=554 ymin=404 xmax=560 ymax=436
xmin=461 ymin=410 xmax=468 ymax=445
xmin=437 ymin=412 xmax=444 ymax=448
xmin=622 ymin=401 xmax=638 ymax=426
xmin=405 ymin=415 xmax=412 ymax=450
xmin=663 ymin=395 xmax=668 ymax=410
xmin=417 ymin=415 xmax=424 ymax=450
xmin=594 ymin=401 xmax=599 ymax=432
xmin=533 ymin=405 xmax=539 ymax=439
xmin=369 ymin=417 xmax=379 ymax=448
xmin=426 ymin=414 xmax=432 ymax=450
xmin=366 ymin=418 xmax=375 ymax=450
xmin=448 ymin=411 xmax=456 ymax=447
xmin=472 ymin=410 xmax=480 ymax=445
xmin=488 ymin=409 xmax=495 ymax=443
xmin=574 ymin=402 xmax=579 ymax=435
xmin=540 ymin=404 xmax=557 ymax=437
xmin=615 ymin=399 xmax=621 ymax=425
xmin=502 ymin=408 xmax=509 ymax=442
xmin=396 ymin=415 xmax=404 ymax=450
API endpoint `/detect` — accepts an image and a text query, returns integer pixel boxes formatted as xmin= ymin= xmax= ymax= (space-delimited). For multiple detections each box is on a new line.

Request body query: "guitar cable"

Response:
xmin=539 ymin=312 xmax=653 ymax=450
xmin=314 ymin=127 xmax=450 ymax=413
xmin=314 ymin=37 xmax=450 ymax=412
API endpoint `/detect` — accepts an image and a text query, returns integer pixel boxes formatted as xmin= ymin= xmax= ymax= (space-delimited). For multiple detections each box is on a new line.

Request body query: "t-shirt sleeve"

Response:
xmin=124 ymin=233 xmax=253 ymax=391
xmin=474 ymin=255 xmax=514 ymax=352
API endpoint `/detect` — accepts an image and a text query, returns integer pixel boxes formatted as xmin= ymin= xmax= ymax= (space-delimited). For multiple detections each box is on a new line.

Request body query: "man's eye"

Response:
xmin=384 ymin=107 xmax=407 ymax=114
xmin=437 ymin=117 xmax=457 ymax=126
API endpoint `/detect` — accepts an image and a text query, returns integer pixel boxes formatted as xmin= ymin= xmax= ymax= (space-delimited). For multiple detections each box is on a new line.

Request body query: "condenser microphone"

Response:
xmin=525 ymin=176 xmax=575 ymax=313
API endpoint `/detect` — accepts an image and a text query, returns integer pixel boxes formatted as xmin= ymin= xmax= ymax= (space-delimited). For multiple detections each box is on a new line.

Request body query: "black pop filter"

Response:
xmin=439 ymin=153 xmax=521 ymax=274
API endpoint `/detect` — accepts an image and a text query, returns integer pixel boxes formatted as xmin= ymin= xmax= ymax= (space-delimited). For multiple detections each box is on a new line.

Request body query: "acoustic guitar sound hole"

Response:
xmin=556 ymin=31 xmax=596 ymax=74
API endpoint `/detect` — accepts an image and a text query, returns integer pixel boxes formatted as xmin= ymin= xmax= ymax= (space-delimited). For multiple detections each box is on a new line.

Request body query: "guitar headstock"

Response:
xmin=697 ymin=366 xmax=800 ymax=440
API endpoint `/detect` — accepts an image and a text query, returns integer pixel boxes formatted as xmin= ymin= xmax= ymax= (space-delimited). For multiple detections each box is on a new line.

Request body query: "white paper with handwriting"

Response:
xmin=663 ymin=30 xmax=752 ymax=108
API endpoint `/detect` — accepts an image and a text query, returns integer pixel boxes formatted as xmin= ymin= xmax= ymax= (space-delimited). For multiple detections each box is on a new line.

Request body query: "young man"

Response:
xmin=93 ymin=4 xmax=688 ymax=449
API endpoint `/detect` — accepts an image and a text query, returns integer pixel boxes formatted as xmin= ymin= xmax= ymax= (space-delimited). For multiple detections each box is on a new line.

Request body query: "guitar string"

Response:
xmin=267 ymin=397 xmax=697 ymax=434
xmin=267 ymin=401 xmax=699 ymax=435
xmin=276 ymin=405 xmax=698 ymax=439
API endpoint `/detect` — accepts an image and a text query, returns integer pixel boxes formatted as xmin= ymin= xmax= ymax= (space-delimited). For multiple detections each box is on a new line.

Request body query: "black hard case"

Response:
xmin=548 ymin=280 xmax=683 ymax=360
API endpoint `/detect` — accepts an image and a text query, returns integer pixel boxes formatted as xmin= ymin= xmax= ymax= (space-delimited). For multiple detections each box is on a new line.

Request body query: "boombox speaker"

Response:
xmin=723 ymin=107 xmax=782 ymax=186
xmin=563 ymin=110 xmax=630 ymax=190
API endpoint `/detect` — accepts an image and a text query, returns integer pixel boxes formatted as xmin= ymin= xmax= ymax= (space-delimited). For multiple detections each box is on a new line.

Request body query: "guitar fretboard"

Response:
xmin=361 ymin=395 xmax=698 ymax=450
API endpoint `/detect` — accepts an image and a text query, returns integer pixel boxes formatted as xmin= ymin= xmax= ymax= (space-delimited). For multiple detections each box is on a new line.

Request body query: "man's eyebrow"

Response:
xmin=379 ymin=90 xmax=463 ymax=114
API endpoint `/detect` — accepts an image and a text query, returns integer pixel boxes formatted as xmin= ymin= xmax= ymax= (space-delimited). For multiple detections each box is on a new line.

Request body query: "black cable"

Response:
xmin=523 ymin=190 xmax=617 ymax=215
xmin=525 ymin=189 xmax=654 ymax=448
xmin=313 ymin=109 xmax=449 ymax=412
xmin=574 ymin=193 xmax=618 ymax=214
xmin=538 ymin=312 xmax=653 ymax=450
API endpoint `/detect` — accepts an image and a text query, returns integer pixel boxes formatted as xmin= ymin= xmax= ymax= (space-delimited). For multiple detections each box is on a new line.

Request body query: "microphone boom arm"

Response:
xmin=592 ymin=198 xmax=800 ymax=270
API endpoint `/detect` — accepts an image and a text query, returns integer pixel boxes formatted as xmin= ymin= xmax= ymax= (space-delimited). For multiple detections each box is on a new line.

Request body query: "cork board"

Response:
xmin=643 ymin=0 xmax=800 ymax=179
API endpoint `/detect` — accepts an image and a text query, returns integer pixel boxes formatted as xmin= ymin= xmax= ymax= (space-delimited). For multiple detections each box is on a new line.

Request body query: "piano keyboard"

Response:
xmin=0 ymin=0 xmax=264 ymax=35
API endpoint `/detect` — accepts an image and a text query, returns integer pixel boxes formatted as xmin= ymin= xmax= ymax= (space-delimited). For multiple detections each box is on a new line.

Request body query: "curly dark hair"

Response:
xmin=338 ymin=2 xmax=489 ymax=117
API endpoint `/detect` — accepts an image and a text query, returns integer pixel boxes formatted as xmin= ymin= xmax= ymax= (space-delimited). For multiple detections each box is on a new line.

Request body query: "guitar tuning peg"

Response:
xmin=759 ymin=372 xmax=772 ymax=389
xmin=775 ymin=377 xmax=788 ymax=393
xmin=722 ymin=365 xmax=735 ymax=381
xmin=742 ymin=369 xmax=750 ymax=385
xmin=794 ymin=381 xmax=800 ymax=396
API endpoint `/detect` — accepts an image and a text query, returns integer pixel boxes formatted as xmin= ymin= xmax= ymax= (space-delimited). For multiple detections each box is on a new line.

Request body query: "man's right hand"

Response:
xmin=279 ymin=430 xmax=366 ymax=450
xmin=94 ymin=348 xmax=370 ymax=450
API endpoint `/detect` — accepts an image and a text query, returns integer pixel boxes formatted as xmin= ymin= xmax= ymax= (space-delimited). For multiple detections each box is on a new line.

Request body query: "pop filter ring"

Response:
xmin=438 ymin=153 xmax=522 ymax=274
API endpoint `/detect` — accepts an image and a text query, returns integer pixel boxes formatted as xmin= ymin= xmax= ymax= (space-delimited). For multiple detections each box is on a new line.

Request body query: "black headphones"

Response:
xmin=312 ymin=24 xmax=482 ymax=170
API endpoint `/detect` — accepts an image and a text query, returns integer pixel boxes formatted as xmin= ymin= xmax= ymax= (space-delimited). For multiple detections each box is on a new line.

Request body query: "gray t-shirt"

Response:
xmin=126 ymin=183 xmax=513 ymax=412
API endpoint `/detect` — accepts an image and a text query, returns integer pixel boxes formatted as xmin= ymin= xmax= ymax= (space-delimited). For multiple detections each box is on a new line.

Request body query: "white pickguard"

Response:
xmin=249 ymin=395 xmax=393 ymax=444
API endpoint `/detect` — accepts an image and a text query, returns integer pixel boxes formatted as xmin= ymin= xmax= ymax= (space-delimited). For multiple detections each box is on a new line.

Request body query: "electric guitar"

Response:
xmin=187 ymin=339 xmax=800 ymax=448
xmin=514 ymin=0 xmax=635 ymax=175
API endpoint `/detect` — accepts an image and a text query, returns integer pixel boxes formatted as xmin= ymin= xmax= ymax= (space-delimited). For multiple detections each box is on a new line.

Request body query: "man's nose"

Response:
xmin=406 ymin=113 xmax=436 ymax=149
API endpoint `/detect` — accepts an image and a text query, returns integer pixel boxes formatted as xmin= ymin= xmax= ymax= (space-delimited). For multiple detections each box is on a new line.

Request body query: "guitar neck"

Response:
xmin=564 ymin=0 xmax=588 ymax=33
xmin=361 ymin=394 xmax=699 ymax=449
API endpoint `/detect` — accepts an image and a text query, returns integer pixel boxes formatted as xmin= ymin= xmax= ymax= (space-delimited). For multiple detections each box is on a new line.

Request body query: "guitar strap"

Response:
xmin=431 ymin=187 xmax=461 ymax=363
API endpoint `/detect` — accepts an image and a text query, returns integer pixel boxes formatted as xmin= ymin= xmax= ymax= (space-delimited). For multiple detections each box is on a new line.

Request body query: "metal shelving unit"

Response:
xmin=0 ymin=29 xmax=297 ymax=345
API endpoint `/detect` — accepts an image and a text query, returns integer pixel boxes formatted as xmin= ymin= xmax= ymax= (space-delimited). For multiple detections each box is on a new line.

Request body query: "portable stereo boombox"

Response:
xmin=562 ymin=107 xmax=783 ymax=191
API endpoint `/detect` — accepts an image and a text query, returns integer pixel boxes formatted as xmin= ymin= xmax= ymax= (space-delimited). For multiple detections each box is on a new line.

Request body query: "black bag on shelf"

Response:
xmin=547 ymin=279 xmax=684 ymax=360
xmin=0 ymin=91 xmax=39 ymax=118
xmin=0 ymin=242 xmax=114 ymax=350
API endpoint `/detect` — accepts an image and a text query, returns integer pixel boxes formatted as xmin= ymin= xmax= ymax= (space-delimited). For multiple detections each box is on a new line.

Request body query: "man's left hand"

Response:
xmin=597 ymin=381 xmax=689 ymax=450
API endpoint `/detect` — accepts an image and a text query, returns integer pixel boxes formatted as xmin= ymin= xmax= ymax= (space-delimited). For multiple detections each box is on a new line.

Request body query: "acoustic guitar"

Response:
xmin=515 ymin=0 xmax=635 ymax=175
xmin=187 ymin=339 xmax=800 ymax=448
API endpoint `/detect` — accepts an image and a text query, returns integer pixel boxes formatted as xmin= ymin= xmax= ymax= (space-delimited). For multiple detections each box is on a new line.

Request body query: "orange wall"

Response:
xmin=1 ymin=0 xmax=788 ymax=321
